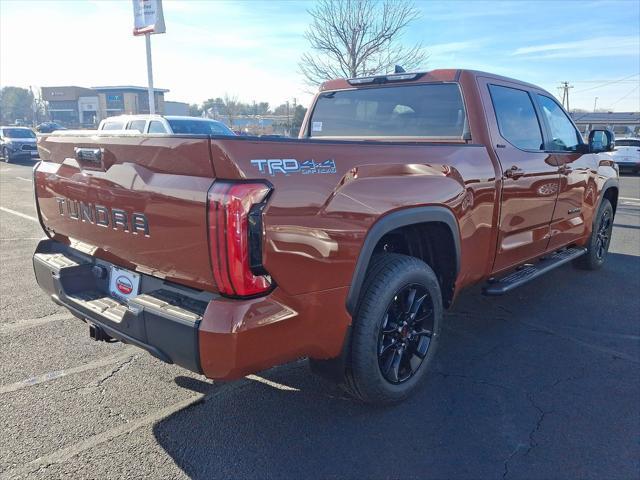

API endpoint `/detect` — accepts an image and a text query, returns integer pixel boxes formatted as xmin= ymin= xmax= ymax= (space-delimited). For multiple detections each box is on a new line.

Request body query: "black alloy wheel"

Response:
xmin=378 ymin=284 xmax=435 ymax=384
xmin=336 ymin=253 xmax=443 ymax=404
xmin=595 ymin=208 xmax=612 ymax=260
xmin=574 ymin=198 xmax=614 ymax=270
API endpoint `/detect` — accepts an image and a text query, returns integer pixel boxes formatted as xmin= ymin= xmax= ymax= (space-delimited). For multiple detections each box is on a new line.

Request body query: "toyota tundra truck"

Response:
xmin=32 ymin=70 xmax=618 ymax=404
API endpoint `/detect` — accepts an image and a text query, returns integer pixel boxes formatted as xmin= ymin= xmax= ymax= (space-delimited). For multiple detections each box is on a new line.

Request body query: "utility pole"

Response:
xmin=593 ymin=96 xmax=599 ymax=112
xmin=559 ymin=81 xmax=573 ymax=111
xmin=29 ymin=86 xmax=37 ymax=126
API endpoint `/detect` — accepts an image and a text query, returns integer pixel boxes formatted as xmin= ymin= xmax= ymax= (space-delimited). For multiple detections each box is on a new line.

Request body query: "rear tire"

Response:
xmin=340 ymin=253 xmax=443 ymax=405
xmin=574 ymin=198 xmax=614 ymax=270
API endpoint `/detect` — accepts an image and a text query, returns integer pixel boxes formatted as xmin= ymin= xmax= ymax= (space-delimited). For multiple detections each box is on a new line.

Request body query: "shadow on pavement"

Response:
xmin=153 ymin=253 xmax=639 ymax=479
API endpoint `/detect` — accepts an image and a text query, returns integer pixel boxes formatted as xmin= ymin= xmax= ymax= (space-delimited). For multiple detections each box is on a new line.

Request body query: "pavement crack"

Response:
xmin=524 ymin=391 xmax=552 ymax=457
xmin=502 ymin=443 xmax=524 ymax=479
xmin=93 ymin=355 xmax=137 ymax=389
xmin=550 ymin=368 xmax=587 ymax=388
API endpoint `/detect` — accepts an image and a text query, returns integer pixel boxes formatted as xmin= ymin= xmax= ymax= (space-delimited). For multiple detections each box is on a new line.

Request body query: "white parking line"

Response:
xmin=619 ymin=196 xmax=640 ymax=201
xmin=15 ymin=176 xmax=31 ymax=182
xmin=0 ymin=348 xmax=137 ymax=395
xmin=0 ymin=206 xmax=38 ymax=222
xmin=246 ymin=374 xmax=299 ymax=391
xmin=0 ymin=312 xmax=73 ymax=334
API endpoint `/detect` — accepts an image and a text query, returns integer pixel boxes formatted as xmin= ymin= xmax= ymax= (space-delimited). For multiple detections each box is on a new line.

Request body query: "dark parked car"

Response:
xmin=0 ymin=126 xmax=39 ymax=162
xmin=36 ymin=122 xmax=67 ymax=133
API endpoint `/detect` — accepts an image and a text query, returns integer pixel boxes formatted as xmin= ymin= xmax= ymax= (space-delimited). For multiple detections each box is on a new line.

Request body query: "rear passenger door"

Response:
xmin=479 ymin=78 xmax=560 ymax=272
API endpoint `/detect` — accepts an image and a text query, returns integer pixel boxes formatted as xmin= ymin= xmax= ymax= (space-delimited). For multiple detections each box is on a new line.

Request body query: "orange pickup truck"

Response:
xmin=32 ymin=69 xmax=618 ymax=404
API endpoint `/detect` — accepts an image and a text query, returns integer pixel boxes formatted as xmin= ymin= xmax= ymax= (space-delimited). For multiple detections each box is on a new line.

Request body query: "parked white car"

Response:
xmin=97 ymin=115 xmax=235 ymax=136
xmin=611 ymin=137 xmax=640 ymax=173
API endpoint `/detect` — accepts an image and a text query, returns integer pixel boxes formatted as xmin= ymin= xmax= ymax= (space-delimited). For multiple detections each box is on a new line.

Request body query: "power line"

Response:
xmin=608 ymin=85 xmax=640 ymax=108
xmin=573 ymin=73 xmax=640 ymax=93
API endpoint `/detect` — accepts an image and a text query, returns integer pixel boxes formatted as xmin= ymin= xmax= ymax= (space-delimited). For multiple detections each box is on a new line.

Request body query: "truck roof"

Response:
xmin=320 ymin=68 xmax=542 ymax=92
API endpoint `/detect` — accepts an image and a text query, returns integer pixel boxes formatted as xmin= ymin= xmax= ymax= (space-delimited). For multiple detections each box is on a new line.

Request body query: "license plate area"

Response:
xmin=109 ymin=266 xmax=141 ymax=302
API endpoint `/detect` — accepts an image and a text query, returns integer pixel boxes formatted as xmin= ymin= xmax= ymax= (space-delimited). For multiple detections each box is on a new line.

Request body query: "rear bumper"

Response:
xmin=33 ymin=239 xmax=351 ymax=380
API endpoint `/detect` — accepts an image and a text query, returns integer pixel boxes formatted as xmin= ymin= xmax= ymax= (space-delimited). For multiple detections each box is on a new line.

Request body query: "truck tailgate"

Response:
xmin=34 ymin=134 xmax=217 ymax=292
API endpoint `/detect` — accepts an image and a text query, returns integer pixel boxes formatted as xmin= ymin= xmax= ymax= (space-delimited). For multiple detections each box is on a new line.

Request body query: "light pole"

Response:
xmin=145 ymin=33 xmax=155 ymax=115
xmin=593 ymin=97 xmax=599 ymax=112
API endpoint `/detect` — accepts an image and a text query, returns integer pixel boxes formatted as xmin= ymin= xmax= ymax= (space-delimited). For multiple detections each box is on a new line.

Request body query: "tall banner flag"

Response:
xmin=132 ymin=0 xmax=166 ymax=36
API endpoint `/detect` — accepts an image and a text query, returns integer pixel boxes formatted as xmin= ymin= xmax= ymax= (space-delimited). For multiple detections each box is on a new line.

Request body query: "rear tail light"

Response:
xmin=207 ymin=181 xmax=273 ymax=297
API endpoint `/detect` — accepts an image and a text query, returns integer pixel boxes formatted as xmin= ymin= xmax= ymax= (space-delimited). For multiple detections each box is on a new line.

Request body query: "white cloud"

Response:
xmin=512 ymin=36 xmax=639 ymax=58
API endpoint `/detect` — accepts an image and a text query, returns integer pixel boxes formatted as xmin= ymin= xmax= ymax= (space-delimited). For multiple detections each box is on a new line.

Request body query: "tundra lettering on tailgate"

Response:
xmin=54 ymin=197 xmax=149 ymax=236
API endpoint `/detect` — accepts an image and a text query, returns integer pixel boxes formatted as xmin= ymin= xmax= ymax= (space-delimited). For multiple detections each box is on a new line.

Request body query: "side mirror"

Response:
xmin=588 ymin=129 xmax=615 ymax=153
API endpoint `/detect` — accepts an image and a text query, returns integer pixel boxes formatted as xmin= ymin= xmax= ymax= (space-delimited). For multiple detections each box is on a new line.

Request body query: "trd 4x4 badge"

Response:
xmin=250 ymin=158 xmax=337 ymax=176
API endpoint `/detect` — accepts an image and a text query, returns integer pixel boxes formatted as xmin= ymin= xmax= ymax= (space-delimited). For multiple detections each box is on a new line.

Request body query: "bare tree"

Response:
xmin=299 ymin=0 xmax=426 ymax=86
xmin=221 ymin=94 xmax=241 ymax=128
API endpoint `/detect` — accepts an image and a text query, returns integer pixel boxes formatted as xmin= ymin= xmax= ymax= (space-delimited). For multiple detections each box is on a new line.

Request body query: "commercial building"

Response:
xmin=571 ymin=112 xmax=640 ymax=137
xmin=41 ymin=86 xmax=99 ymax=127
xmin=41 ymin=85 xmax=169 ymax=128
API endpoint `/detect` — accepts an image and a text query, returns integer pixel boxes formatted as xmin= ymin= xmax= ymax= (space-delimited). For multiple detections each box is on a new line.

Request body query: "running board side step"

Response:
xmin=482 ymin=247 xmax=587 ymax=296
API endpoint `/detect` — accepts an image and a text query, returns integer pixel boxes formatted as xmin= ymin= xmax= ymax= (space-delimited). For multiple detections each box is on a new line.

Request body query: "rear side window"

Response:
xmin=537 ymin=95 xmax=581 ymax=152
xmin=489 ymin=85 xmax=543 ymax=151
xmin=148 ymin=121 xmax=167 ymax=134
xmin=101 ymin=121 xmax=124 ymax=130
xmin=127 ymin=120 xmax=146 ymax=133
xmin=309 ymin=83 xmax=466 ymax=138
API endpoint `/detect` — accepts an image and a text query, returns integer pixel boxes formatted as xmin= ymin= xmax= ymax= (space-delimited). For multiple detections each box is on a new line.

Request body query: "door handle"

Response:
xmin=504 ymin=165 xmax=525 ymax=180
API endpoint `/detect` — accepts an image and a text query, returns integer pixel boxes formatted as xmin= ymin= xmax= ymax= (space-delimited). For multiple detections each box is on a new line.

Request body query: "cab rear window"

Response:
xmin=309 ymin=83 xmax=466 ymax=139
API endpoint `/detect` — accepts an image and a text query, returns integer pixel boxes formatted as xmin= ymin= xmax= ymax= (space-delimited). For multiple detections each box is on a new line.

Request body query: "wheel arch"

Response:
xmin=600 ymin=178 xmax=619 ymax=215
xmin=345 ymin=206 xmax=461 ymax=316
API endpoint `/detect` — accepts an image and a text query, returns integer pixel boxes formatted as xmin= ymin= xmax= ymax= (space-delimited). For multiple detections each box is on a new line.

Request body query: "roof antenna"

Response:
xmin=394 ymin=65 xmax=406 ymax=73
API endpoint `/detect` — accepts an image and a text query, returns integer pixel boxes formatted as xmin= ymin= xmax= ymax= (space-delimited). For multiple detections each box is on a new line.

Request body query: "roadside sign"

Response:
xmin=132 ymin=0 xmax=166 ymax=36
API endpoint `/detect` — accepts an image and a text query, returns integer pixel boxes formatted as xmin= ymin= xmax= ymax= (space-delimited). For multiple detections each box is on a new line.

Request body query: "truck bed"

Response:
xmin=35 ymin=132 xmax=493 ymax=296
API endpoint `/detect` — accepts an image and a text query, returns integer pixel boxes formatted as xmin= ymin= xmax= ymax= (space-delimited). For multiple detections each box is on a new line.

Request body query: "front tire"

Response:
xmin=2 ymin=147 xmax=10 ymax=163
xmin=574 ymin=198 xmax=614 ymax=270
xmin=342 ymin=253 xmax=443 ymax=405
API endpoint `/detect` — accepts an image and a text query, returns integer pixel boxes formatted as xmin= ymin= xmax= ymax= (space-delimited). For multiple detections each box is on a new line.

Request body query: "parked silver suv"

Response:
xmin=0 ymin=126 xmax=39 ymax=163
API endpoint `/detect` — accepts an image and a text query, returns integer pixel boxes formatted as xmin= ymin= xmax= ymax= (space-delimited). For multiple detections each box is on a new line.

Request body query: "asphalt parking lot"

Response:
xmin=1 ymin=157 xmax=638 ymax=480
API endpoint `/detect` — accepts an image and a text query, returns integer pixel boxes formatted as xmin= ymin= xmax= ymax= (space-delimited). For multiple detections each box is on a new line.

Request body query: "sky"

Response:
xmin=1 ymin=0 xmax=639 ymax=111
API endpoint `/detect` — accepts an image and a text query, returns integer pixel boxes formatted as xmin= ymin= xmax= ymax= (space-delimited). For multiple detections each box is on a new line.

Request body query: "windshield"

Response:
xmin=309 ymin=83 xmax=467 ymax=139
xmin=616 ymin=139 xmax=640 ymax=147
xmin=3 ymin=128 xmax=36 ymax=139
xmin=167 ymin=119 xmax=234 ymax=136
